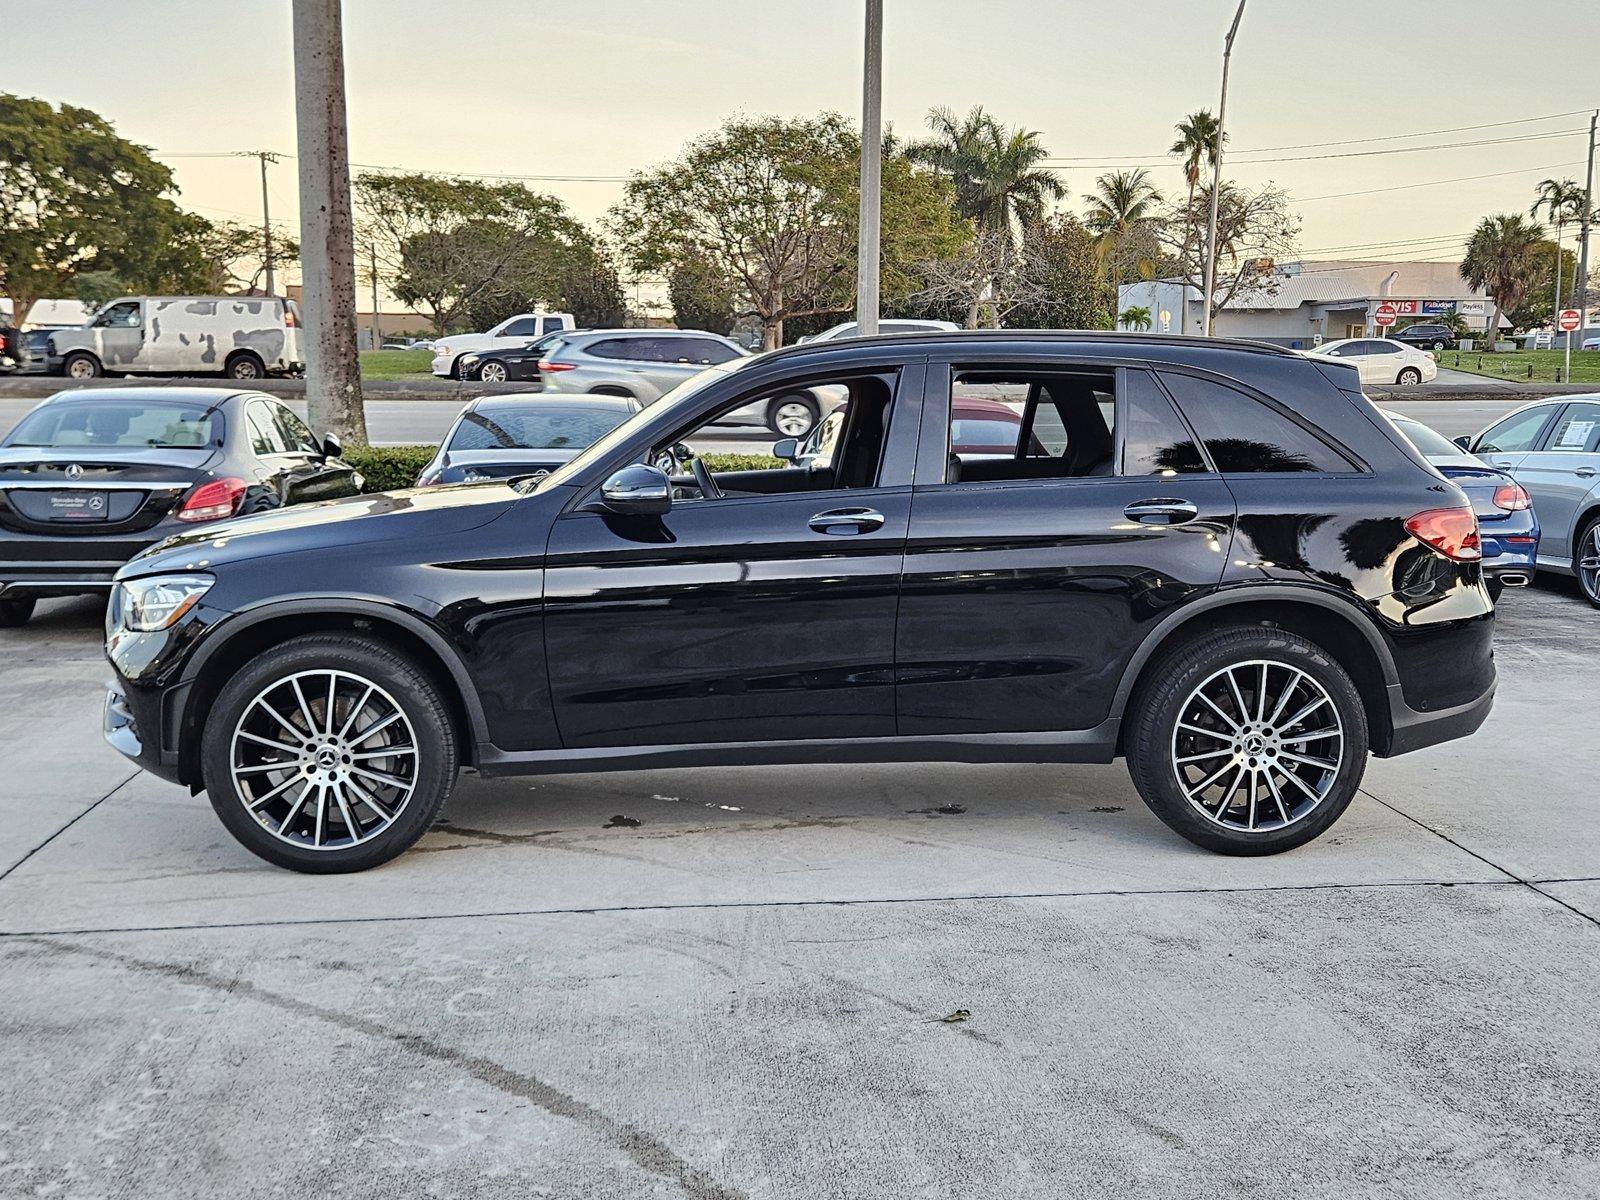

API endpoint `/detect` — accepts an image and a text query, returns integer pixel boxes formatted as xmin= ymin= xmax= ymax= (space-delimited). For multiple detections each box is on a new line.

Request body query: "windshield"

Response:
xmin=1388 ymin=413 xmax=1463 ymax=459
xmin=532 ymin=361 xmax=742 ymax=490
xmin=448 ymin=405 xmax=629 ymax=452
xmin=5 ymin=399 xmax=218 ymax=448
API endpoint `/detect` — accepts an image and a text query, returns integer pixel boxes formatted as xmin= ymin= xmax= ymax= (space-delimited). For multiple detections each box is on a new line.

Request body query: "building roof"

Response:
xmin=1224 ymin=260 xmax=1488 ymax=311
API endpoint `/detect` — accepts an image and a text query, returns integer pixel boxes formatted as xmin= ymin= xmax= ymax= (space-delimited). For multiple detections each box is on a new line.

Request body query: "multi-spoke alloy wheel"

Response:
xmin=1170 ymin=660 xmax=1343 ymax=832
xmin=1125 ymin=625 xmax=1368 ymax=856
xmin=203 ymin=635 xmax=457 ymax=872
xmin=1577 ymin=517 xmax=1600 ymax=608
xmin=231 ymin=670 xmax=418 ymax=850
xmin=768 ymin=395 xmax=818 ymax=437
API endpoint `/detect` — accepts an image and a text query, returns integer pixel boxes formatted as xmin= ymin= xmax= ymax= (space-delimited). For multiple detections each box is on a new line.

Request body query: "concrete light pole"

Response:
xmin=855 ymin=0 xmax=883 ymax=337
xmin=1200 ymin=0 xmax=1247 ymax=338
xmin=1576 ymin=109 xmax=1598 ymax=333
xmin=292 ymin=0 xmax=367 ymax=444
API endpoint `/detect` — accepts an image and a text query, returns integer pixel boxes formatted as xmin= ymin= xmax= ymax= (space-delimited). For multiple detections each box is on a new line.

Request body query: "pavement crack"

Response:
xmin=21 ymin=937 xmax=748 ymax=1200
xmin=0 ymin=770 xmax=139 ymax=885
xmin=1361 ymin=786 xmax=1600 ymax=932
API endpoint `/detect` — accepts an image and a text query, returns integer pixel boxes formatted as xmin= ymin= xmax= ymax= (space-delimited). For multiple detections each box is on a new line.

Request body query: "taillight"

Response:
xmin=1491 ymin=482 xmax=1532 ymax=511
xmin=537 ymin=359 xmax=576 ymax=372
xmin=1404 ymin=506 xmax=1481 ymax=561
xmin=283 ymin=307 xmax=297 ymax=328
xmin=177 ymin=476 xmax=246 ymax=522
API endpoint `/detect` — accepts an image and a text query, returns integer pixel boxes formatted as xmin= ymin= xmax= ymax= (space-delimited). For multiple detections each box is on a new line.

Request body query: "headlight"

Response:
xmin=118 ymin=574 xmax=214 ymax=632
xmin=434 ymin=343 xmax=450 ymax=356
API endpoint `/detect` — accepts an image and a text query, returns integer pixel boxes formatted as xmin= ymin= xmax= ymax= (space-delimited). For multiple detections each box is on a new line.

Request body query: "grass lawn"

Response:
xmin=358 ymin=348 xmax=434 ymax=380
xmin=1440 ymin=348 xmax=1600 ymax=384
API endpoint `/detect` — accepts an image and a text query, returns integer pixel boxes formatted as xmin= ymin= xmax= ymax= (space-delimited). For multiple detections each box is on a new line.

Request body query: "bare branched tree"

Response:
xmin=1155 ymin=182 xmax=1300 ymax=319
xmin=909 ymin=229 xmax=1049 ymax=328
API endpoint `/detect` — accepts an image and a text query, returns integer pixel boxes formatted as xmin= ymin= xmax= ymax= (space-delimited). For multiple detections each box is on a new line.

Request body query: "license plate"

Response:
xmin=46 ymin=490 xmax=110 ymax=520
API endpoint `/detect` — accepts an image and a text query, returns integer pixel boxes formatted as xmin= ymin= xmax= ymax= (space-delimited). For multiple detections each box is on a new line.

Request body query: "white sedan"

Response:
xmin=1303 ymin=337 xmax=1438 ymax=386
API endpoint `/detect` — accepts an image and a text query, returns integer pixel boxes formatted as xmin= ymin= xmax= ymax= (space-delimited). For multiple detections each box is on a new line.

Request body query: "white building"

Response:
xmin=1118 ymin=260 xmax=1501 ymax=348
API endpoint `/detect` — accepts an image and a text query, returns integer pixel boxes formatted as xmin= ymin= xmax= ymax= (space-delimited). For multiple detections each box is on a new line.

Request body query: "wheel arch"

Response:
xmin=224 ymin=348 xmax=266 ymax=375
xmin=1569 ymin=499 xmax=1600 ymax=568
xmin=587 ymin=384 xmax=639 ymax=399
xmin=175 ymin=599 xmax=489 ymax=785
xmin=1113 ymin=586 xmax=1398 ymax=757
xmin=60 ymin=348 xmax=103 ymax=375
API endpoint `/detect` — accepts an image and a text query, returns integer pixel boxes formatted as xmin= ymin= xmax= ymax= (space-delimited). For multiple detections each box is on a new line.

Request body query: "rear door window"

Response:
xmin=1158 ymin=372 xmax=1355 ymax=473
xmin=1546 ymin=402 xmax=1600 ymax=453
xmin=1122 ymin=371 xmax=1207 ymax=475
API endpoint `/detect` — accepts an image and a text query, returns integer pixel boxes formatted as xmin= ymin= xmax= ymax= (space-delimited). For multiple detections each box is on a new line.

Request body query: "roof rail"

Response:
xmin=759 ymin=328 xmax=1298 ymax=359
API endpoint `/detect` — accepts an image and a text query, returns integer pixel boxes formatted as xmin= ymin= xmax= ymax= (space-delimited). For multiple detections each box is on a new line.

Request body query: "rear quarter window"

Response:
xmin=1159 ymin=371 xmax=1356 ymax=473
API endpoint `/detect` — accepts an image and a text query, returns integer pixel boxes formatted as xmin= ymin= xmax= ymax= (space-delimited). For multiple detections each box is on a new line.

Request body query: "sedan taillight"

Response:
xmin=177 ymin=476 xmax=246 ymax=522
xmin=1404 ymin=506 xmax=1481 ymax=562
xmin=1491 ymin=482 xmax=1532 ymax=511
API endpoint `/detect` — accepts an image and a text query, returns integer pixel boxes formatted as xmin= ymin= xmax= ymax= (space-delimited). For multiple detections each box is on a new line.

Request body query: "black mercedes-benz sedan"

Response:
xmin=102 ymin=332 xmax=1497 ymax=873
xmin=0 ymin=387 xmax=361 ymax=625
xmin=415 ymin=394 xmax=638 ymax=487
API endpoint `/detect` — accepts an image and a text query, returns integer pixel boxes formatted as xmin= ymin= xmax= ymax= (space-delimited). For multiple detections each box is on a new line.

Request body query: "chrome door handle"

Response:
xmin=808 ymin=507 xmax=885 ymax=535
xmin=1124 ymin=498 xmax=1199 ymax=525
xmin=1492 ymin=461 xmax=1515 ymax=469
xmin=1576 ymin=467 xmax=1598 ymax=478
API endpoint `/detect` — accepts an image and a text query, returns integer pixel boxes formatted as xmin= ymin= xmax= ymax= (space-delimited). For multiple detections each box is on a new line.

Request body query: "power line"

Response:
xmin=1046 ymin=127 xmax=1589 ymax=169
xmin=1297 ymin=161 xmax=1585 ymax=202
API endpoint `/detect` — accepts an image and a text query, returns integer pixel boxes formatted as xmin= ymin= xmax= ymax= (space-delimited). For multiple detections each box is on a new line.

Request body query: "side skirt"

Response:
xmin=475 ymin=721 xmax=1122 ymax=778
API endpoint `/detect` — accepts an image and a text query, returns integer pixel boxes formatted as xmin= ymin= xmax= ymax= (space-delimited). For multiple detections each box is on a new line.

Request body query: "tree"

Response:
xmin=907 ymin=106 xmax=1064 ymax=246
xmin=611 ymin=114 xmax=963 ymax=348
xmin=1082 ymin=168 xmax=1164 ymax=283
xmin=0 ymin=94 xmax=211 ymax=321
xmin=1006 ymin=214 xmax=1116 ymax=330
xmin=1509 ymin=241 xmax=1577 ymax=331
xmin=356 ymin=173 xmax=588 ymax=335
xmin=1530 ymin=177 xmax=1586 ymax=325
xmin=558 ymin=249 xmax=628 ymax=329
xmin=1461 ymin=214 xmax=1546 ymax=344
xmin=668 ymin=259 xmax=739 ymax=335
xmin=1119 ymin=304 xmax=1153 ymax=331
xmin=181 ymin=218 xmax=300 ymax=294
xmin=1155 ymin=182 xmax=1300 ymax=319
xmin=1169 ymin=110 xmax=1225 ymax=264
xmin=910 ymin=229 xmax=1048 ymax=328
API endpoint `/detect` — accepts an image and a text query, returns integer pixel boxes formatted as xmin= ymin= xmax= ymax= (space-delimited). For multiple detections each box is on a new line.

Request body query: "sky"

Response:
xmin=5 ymin=0 xmax=1599 ymax=297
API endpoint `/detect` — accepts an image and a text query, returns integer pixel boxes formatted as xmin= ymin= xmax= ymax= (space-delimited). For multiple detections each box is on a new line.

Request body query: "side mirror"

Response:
xmin=599 ymin=464 xmax=672 ymax=516
xmin=1451 ymin=435 xmax=1472 ymax=451
xmin=321 ymin=432 xmax=343 ymax=459
xmin=772 ymin=437 xmax=799 ymax=461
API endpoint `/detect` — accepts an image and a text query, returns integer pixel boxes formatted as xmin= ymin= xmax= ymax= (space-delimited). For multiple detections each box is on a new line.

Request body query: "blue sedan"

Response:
xmin=1385 ymin=410 xmax=1539 ymax=600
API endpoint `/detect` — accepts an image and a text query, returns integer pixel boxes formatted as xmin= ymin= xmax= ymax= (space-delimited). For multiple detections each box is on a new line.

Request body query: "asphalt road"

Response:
xmin=0 ymin=393 xmax=1532 ymax=449
xmin=3 ymin=579 xmax=1599 ymax=1196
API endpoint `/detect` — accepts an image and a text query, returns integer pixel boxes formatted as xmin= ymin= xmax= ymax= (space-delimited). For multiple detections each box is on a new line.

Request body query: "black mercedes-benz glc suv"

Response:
xmin=102 ymin=332 xmax=1496 ymax=872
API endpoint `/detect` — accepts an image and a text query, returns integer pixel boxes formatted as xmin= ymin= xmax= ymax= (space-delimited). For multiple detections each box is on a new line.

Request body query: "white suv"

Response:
xmin=431 ymin=313 xmax=575 ymax=378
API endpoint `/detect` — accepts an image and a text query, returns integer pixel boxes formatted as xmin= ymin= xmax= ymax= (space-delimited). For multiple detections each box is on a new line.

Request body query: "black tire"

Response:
xmin=1124 ymin=625 xmax=1369 ymax=856
xmin=61 ymin=351 xmax=102 ymax=379
xmin=200 ymin=633 xmax=458 ymax=873
xmin=1575 ymin=513 xmax=1600 ymax=609
xmin=1432 ymin=341 xmax=1446 ymax=352
xmin=225 ymin=352 xmax=265 ymax=380
xmin=767 ymin=392 xmax=820 ymax=437
xmin=475 ymin=360 xmax=509 ymax=383
xmin=1397 ymin=367 xmax=1422 ymax=385
xmin=0 ymin=595 xmax=36 ymax=627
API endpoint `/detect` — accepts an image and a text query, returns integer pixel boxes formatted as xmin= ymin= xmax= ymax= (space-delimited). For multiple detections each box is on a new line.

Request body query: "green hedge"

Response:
xmin=344 ymin=445 xmax=782 ymax=493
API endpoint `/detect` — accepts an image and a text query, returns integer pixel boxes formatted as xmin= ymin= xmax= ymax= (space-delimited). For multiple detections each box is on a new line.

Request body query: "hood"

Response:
xmin=433 ymin=333 xmax=494 ymax=354
xmin=119 ymin=481 xmax=523 ymax=578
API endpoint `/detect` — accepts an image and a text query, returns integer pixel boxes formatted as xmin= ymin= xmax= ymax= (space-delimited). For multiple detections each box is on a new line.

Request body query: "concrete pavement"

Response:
xmin=2 ymin=581 xmax=1598 ymax=1197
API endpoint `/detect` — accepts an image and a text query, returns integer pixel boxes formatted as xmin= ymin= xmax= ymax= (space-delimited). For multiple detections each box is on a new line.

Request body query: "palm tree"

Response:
xmin=1083 ymin=168 xmax=1164 ymax=282
xmin=1530 ymin=177 xmax=1586 ymax=325
xmin=1461 ymin=214 xmax=1546 ymax=348
xmin=1119 ymin=304 xmax=1154 ymax=331
xmin=1170 ymin=110 xmax=1225 ymax=260
xmin=909 ymin=106 xmax=1064 ymax=246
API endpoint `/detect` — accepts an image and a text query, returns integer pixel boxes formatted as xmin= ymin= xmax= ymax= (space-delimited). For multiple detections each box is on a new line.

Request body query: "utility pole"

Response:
xmin=1200 ymin=0 xmax=1247 ymax=338
xmin=369 ymin=243 xmax=381 ymax=349
xmin=291 ymin=0 xmax=367 ymax=444
xmin=855 ymin=0 xmax=883 ymax=337
xmin=1576 ymin=109 xmax=1598 ymax=336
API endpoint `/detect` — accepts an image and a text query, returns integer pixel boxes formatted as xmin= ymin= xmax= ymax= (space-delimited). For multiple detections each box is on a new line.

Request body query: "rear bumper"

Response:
xmin=1383 ymin=678 xmax=1495 ymax=757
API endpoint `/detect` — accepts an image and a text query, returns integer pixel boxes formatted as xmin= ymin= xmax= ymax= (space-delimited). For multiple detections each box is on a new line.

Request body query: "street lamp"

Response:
xmin=856 ymin=0 xmax=883 ymax=337
xmin=1200 ymin=0 xmax=1247 ymax=337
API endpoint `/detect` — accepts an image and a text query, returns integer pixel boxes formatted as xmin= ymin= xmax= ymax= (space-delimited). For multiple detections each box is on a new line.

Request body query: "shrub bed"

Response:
xmin=344 ymin=445 xmax=783 ymax=493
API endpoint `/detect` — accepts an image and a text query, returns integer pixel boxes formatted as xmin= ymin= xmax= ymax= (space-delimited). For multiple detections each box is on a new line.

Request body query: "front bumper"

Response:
xmin=431 ymin=353 xmax=454 ymax=376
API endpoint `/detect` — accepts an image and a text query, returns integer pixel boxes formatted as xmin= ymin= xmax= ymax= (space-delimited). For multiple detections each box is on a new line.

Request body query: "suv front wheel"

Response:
xmin=201 ymin=634 xmax=458 ymax=872
xmin=1125 ymin=625 xmax=1369 ymax=855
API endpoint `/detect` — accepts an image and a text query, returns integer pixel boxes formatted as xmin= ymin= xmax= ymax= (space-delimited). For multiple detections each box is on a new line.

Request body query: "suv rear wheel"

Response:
xmin=1125 ymin=625 xmax=1369 ymax=855
xmin=201 ymin=634 xmax=458 ymax=872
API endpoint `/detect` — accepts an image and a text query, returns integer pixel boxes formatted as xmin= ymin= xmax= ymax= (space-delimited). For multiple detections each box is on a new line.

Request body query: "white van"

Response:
xmin=42 ymin=296 xmax=303 ymax=380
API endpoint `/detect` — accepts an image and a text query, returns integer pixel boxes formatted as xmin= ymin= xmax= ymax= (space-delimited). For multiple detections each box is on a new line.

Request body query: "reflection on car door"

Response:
xmin=541 ymin=363 xmax=924 ymax=748
xmin=268 ymin=401 xmax=360 ymax=502
xmin=895 ymin=362 xmax=1236 ymax=736
xmin=1510 ymin=401 xmax=1600 ymax=563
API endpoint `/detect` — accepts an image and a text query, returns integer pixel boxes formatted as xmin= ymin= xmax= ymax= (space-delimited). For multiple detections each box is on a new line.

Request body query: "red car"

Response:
xmin=782 ymin=395 xmax=1025 ymax=467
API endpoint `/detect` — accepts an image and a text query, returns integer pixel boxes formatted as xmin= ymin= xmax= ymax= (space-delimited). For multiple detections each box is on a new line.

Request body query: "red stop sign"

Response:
xmin=1559 ymin=308 xmax=1582 ymax=332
